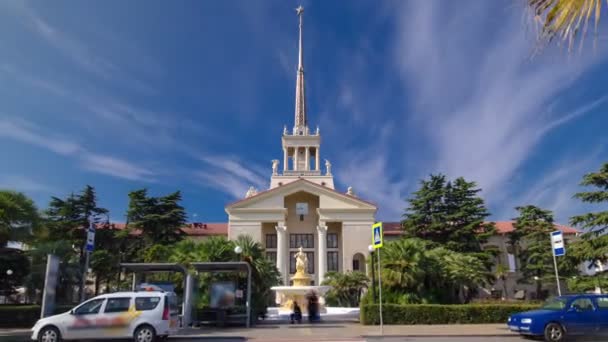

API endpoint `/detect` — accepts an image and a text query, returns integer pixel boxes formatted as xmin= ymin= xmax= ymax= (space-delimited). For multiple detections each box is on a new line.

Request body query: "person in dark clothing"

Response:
xmin=307 ymin=292 xmax=319 ymax=322
xmin=290 ymin=301 xmax=302 ymax=324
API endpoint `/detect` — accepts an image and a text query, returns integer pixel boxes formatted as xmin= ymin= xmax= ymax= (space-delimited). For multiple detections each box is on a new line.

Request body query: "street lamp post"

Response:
xmin=234 ymin=246 xmax=243 ymax=260
xmin=234 ymin=246 xmax=243 ymax=306
xmin=368 ymin=245 xmax=376 ymax=304
xmin=5 ymin=270 xmax=13 ymax=304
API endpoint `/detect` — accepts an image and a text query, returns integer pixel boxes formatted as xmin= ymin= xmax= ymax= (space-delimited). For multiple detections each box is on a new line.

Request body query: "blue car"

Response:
xmin=508 ymin=294 xmax=608 ymax=341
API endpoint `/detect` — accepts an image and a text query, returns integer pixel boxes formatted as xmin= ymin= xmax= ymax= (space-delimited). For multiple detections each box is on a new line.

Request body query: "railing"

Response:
xmin=281 ymin=170 xmax=322 ymax=176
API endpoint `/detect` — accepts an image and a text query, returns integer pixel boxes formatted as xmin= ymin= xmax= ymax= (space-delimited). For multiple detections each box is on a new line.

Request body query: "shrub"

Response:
xmin=0 ymin=305 xmax=73 ymax=328
xmin=360 ymin=303 xmax=540 ymax=325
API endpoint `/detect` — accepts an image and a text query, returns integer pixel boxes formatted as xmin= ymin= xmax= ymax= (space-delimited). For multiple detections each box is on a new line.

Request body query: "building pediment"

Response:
xmin=225 ymin=178 xmax=377 ymax=212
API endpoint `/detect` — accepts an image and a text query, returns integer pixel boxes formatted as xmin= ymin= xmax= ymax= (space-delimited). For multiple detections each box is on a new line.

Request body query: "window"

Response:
xmin=290 ymin=251 xmax=315 ymax=274
xmin=266 ymin=234 xmax=277 ymax=249
xmin=327 ymin=251 xmax=338 ymax=272
xmin=266 ymin=251 xmax=277 ymax=265
xmin=74 ymin=298 xmax=105 ymax=315
xmin=135 ymin=297 xmax=161 ymax=311
xmin=104 ymin=297 xmax=131 ymax=313
xmin=353 ymin=259 xmax=360 ymax=271
xmin=596 ymin=297 xmax=608 ymax=309
xmin=289 ymin=234 xmax=314 ymax=248
xmin=327 ymin=233 xmax=338 ymax=248
xmin=507 ymin=253 xmax=516 ymax=272
xmin=571 ymin=298 xmax=595 ymax=312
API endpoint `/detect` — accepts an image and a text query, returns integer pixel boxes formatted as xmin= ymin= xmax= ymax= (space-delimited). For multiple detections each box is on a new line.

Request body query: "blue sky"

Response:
xmin=1 ymin=0 xmax=607 ymax=225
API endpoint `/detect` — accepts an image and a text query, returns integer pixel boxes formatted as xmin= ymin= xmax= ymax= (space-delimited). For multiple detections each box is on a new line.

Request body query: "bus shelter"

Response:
xmin=190 ymin=262 xmax=252 ymax=328
xmin=120 ymin=263 xmax=194 ymax=327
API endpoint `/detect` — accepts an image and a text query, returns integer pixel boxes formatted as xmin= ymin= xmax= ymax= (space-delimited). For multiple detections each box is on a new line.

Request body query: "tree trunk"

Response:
xmin=94 ymin=275 xmax=100 ymax=296
xmin=501 ymin=276 xmax=508 ymax=299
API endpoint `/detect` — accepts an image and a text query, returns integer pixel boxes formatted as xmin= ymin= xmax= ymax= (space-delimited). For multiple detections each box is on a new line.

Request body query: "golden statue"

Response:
xmin=294 ymin=246 xmax=308 ymax=275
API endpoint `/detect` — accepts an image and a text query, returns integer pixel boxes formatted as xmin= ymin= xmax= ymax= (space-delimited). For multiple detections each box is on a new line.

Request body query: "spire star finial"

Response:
xmin=296 ymin=5 xmax=304 ymax=16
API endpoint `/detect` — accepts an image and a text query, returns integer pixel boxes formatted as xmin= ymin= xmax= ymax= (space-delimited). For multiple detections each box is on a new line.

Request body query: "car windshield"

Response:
xmin=542 ymin=297 xmax=567 ymax=310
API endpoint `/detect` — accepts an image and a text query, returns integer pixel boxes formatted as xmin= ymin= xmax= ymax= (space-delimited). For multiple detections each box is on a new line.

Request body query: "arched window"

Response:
xmin=352 ymin=253 xmax=365 ymax=271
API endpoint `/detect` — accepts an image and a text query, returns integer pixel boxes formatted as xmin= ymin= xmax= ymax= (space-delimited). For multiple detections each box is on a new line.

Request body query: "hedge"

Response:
xmin=360 ymin=304 xmax=540 ymax=325
xmin=0 ymin=305 xmax=73 ymax=328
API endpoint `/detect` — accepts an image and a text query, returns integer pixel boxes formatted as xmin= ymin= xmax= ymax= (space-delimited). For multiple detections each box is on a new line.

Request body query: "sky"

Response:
xmin=1 ymin=0 xmax=607 ymax=225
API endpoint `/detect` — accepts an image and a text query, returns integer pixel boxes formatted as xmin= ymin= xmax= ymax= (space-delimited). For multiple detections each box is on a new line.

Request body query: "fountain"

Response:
xmin=271 ymin=246 xmax=331 ymax=314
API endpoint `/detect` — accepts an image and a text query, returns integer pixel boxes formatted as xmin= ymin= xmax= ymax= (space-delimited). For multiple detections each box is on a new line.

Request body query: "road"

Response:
xmin=0 ymin=336 xmax=526 ymax=342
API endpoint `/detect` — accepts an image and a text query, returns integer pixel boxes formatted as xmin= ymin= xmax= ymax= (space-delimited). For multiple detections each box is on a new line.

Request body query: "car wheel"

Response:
xmin=544 ymin=322 xmax=565 ymax=342
xmin=38 ymin=326 xmax=62 ymax=342
xmin=134 ymin=325 xmax=156 ymax=342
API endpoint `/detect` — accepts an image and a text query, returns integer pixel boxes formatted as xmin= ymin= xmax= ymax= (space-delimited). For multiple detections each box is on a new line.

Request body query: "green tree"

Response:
xmin=25 ymin=240 xmax=80 ymax=304
xmin=509 ymin=205 xmax=574 ymax=299
xmin=322 ymin=271 xmax=368 ymax=307
xmin=377 ymin=238 xmax=490 ymax=304
xmin=126 ymin=189 xmax=187 ymax=246
xmin=0 ymin=247 xmax=30 ymax=299
xmin=166 ymin=236 xmax=281 ymax=320
xmin=494 ymin=263 xmax=510 ymax=299
xmin=402 ymin=174 xmax=495 ymax=261
xmin=529 ymin=0 xmax=605 ymax=51
xmin=43 ymin=185 xmax=109 ymax=300
xmin=0 ymin=190 xmax=40 ymax=246
xmin=569 ymin=162 xmax=608 ymax=274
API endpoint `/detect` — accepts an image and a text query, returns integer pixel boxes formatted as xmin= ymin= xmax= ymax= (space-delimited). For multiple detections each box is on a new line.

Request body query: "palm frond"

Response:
xmin=530 ymin=0 xmax=605 ymax=51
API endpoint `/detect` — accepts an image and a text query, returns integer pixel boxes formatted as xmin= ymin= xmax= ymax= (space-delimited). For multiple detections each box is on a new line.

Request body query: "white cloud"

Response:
xmin=497 ymin=148 xmax=606 ymax=224
xmin=335 ymin=123 xmax=408 ymax=220
xmin=392 ymin=0 xmax=607 ymax=201
xmin=0 ymin=174 xmax=55 ymax=193
xmin=26 ymin=14 xmax=119 ymax=80
xmin=196 ymin=155 xmax=268 ymax=199
xmin=0 ymin=117 xmax=155 ymax=182
xmin=80 ymin=153 xmax=155 ymax=182
xmin=0 ymin=118 xmax=82 ymax=155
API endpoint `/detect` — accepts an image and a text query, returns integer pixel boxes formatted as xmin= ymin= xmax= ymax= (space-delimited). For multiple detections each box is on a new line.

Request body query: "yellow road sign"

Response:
xmin=372 ymin=222 xmax=383 ymax=249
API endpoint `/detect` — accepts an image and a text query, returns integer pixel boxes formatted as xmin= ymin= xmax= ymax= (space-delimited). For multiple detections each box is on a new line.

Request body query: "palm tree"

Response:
xmin=379 ymin=238 xmax=491 ymax=304
xmin=380 ymin=238 xmax=429 ymax=293
xmin=529 ymin=0 xmax=606 ymax=51
xmin=322 ymin=271 xmax=369 ymax=307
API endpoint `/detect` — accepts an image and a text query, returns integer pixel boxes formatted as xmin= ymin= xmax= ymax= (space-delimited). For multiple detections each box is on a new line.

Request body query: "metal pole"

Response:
xmin=377 ymin=247 xmax=383 ymax=335
xmin=246 ymin=264 xmax=252 ymax=328
xmin=370 ymin=251 xmax=376 ymax=304
xmin=80 ymin=251 xmax=90 ymax=302
xmin=552 ymin=251 xmax=562 ymax=296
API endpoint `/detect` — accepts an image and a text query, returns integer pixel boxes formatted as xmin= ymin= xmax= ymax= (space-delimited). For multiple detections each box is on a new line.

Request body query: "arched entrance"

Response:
xmin=352 ymin=253 xmax=365 ymax=272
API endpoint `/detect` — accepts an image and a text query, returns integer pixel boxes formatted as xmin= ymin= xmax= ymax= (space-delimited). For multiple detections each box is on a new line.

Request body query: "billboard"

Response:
xmin=41 ymin=254 xmax=60 ymax=318
xmin=209 ymin=281 xmax=236 ymax=308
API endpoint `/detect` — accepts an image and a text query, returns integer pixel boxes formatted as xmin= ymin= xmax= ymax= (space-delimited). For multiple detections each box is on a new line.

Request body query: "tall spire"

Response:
xmin=294 ymin=5 xmax=307 ymax=135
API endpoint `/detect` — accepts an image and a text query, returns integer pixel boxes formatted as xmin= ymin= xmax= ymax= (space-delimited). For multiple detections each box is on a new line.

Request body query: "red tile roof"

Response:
xmin=97 ymin=222 xmax=228 ymax=236
xmin=99 ymin=221 xmax=577 ymax=237
xmin=385 ymin=221 xmax=578 ymax=236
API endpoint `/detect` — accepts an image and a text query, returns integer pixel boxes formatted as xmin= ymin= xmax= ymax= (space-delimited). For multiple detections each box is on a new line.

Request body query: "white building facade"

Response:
xmin=224 ymin=6 xmax=377 ymax=286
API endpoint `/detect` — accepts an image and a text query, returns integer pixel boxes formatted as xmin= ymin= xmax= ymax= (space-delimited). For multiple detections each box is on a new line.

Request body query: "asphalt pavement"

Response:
xmin=0 ymin=337 xmax=525 ymax=342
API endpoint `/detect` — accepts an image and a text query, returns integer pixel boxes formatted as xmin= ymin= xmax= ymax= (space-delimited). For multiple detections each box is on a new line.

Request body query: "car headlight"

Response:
xmin=508 ymin=317 xmax=511 ymax=322
xmin=521 ymin=318 xmax=532 ymax=324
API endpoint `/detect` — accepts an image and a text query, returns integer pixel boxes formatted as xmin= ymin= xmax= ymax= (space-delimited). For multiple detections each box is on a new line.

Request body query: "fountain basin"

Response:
xmin=271 ymin=285 xmax=332 ymax=313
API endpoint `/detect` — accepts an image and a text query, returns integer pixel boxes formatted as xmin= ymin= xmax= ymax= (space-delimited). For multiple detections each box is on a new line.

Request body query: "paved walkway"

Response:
xmin=0 ymin=323 xmax=516 ymax=341
xmin=175 ymin=322 xmax=513 ymax=340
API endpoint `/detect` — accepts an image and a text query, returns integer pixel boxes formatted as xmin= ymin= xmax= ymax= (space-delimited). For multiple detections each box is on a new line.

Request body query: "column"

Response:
xmin=317 ymin=224 xmax=328 ymax=285
xmin=294 ymin=147 xmax=299 ymax=171
xmin=315 ymin=146 xmax=320 ymax=171
xmin=305 ymin=146 xmax=310 ymax=171
xmin=283 ymin=147 xmax=288 ymax=171
xmin=275 ymin=224 xmax=288 ymax=285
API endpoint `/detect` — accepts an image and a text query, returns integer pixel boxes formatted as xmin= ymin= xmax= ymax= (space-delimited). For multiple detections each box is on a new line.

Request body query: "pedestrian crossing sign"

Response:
xmin=372 ymin=222 xmax=383 ymax=249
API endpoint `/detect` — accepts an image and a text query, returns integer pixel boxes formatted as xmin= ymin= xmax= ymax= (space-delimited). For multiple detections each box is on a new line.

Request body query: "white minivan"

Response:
xmin=31 ymin=291 xmax=179 ymax=342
